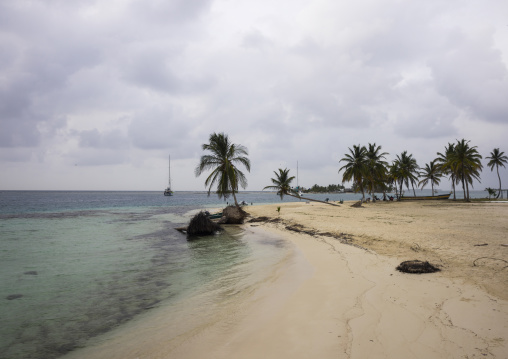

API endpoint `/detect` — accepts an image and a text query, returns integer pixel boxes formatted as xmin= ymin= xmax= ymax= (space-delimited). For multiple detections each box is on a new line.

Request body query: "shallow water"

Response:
xmin=0 ymin=192 xmax=291 ymax=359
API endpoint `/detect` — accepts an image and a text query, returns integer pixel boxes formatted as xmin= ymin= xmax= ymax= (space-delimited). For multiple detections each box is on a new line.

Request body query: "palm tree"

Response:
xmin=264 ymin=168 xmax=340 ymax=206
xmin=449 ymin=139 xmax=482 ymax=202
xmin=394 ymin=151 xmax=419 ymax=197
xmin=486 ymin=148 xmax=508 ymax=198
xmin=263 ymin=168 xmax=295 ymax=200
xmin=419 ymin=160 xmax=442 ymax=195
xmin=195 ymin=132 xmax=251 ymax=207
xmin=436 ymin=143 xmax=457 ymax=200
xmin=365 ymin=143 xmax=388 ymax=202
xmin=339 ymin=145 xmax=367 ymax=200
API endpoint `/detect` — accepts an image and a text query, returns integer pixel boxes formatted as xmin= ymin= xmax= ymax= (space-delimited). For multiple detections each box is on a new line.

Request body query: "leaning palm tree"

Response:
xmin=339 ymin=145 xmax=368 ymax=200
xmin=419 ymin=160 xmax=442 ymax=195
xmin=449 ymin=139 xmax=483 ymax=202
xmin=264 ymin=168 xmax=340 ymax=206
xmin=436 ymin=143 xmax=457 ymax=200
xmin=195 ymin=132 xmax=251 ymax=207
xmin=486 ymin=148 xmax=508 ymax=198
xmin=365 ymin=143 xmax=389 ymax=202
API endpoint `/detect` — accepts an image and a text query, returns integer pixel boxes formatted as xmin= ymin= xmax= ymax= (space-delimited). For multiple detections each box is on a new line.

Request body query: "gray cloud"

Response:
xmin=0 ymin=0 xmax=507 ymax=190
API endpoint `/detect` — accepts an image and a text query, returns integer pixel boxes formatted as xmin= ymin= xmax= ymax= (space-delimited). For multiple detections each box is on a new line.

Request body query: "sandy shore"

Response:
xmin=65 ymin=200 xmax=508 ymax=358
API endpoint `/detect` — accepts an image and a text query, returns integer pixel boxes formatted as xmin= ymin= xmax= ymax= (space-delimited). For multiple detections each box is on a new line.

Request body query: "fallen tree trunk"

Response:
xmin=286 ymin=193 xmax=341 ymax=207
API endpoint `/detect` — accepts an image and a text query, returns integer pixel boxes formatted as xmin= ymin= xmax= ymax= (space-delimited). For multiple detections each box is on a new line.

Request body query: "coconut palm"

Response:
xmin=263 ymin=168 xmax=295 ymax=200
xmin=339 ymin=145 xmax=368 ymax=200
xmin=393 ymin=151 xmax=419 ymax=197
xmin=486 ymin=148 xmax=508 ymax=198
xmin=264 ymin=168 xmax=340 ymax=206
xmin=365 ymin=143 xmax=388 ymax=202
xmin=419 ymin=160 xmax=442 ymax=195
xmin=436 ymin=143 xmax=457 ymax=200
xmin=449 ymin=139 xmax=482 ymax=202
xmin=195 ymin=132 xmax=251 ymax=207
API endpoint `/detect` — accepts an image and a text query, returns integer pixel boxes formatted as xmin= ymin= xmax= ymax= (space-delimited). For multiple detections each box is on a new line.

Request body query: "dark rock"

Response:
xmin=187 ymin=211 xmax=222 ymax=237
xmin=351 ymin=201 xmax=363 ymax=208
xmin=24 ymin=271 xmax=38 ymax=275
xmin=396 ymin=260 xmax=440 ymax=274
xmin=218 ymin=205 xmax=247 ymax=224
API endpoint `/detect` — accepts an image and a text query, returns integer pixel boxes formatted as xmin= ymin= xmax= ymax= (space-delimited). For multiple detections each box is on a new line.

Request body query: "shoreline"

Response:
xmin=64 ymin=200 xmax=508 ymax=358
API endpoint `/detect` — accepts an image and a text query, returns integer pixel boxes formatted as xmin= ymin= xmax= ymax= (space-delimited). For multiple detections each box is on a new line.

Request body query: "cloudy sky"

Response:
xmin=1 ymin=0 xmax=507 ymax=192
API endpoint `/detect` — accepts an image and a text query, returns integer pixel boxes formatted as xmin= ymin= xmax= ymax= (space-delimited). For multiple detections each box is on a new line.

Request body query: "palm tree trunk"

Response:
xmin=286 ymin=193 xmax=341 ymax=206
xmin=461 ymin=171 xmax=467 ymax=201
xmin=232 ymin=191 xmax=239 ymax=207
xmin=497 ymin=165 xmax=502 ymax=198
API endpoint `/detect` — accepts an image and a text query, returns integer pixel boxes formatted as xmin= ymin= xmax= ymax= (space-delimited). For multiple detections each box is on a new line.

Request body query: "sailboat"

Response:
xmin=296 ymin=161 xmax=302 ymax=198
xmin=163 ymin=155 xmax=173 ymax=196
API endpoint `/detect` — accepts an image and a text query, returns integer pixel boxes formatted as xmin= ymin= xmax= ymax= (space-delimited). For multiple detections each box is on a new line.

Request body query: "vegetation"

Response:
xmin=486 ymin=148 xmax=508 ymax=198
xmin=303 ymin=184 xmax=345 ymax=193
xmin=449 ymin=139 xmax=483 ymax=202
xmin=419 ymin=160 xmax=443 ymax=195
xmin=195 ymin=132 xmax=251 ymax=207
xmin=485 ymin=187 xmax=497 ymax=199
xmin=264 ymin=168 xmax=340 ymax=206
xmin=335 ymin=139 xmax=499 ymax=202
xmin=339 ymin=145 xmax=368 ymax=200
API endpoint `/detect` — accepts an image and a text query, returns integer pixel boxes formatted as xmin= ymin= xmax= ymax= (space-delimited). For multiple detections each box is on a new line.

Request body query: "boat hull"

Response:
xmin=400 ymin=193 xmax=451 ymax=200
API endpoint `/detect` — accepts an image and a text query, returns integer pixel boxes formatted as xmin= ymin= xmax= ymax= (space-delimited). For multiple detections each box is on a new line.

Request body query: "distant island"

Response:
xmin=298 ymin=184 xmax=350 ymax=194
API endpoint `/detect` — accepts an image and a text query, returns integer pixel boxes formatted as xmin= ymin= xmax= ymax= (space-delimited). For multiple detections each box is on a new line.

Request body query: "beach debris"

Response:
xmin=286 ymin=224 xmax=317 ymax=236
xmin=396 ymin=260 xmax=440 ymax=274
xmin=351 ymin=201 xmax=363 ymax=208
xmin=473 ymin=257 xmax=508 ymax=270
xmin=473 ymin=243 xmax=488 ymax=246
xmin=410 ymin=243 xmax=421 ymax=252
xmin=218 ymin=205 xmax=247 ymax=224
xmin=6 ymin=294 xmax=23 ymax=300
xmin=247 ymin=216 xmax=282 ymax=224
xmin=24 ymin=271 xmax=38 ymax=275
xmin=186 ymin=211 xmax=222 ymax=237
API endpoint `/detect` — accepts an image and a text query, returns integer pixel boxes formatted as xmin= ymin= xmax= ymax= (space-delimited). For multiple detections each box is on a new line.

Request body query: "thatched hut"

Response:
xmin=218 ymin=205 xmax=248 ymax=224
xmin=187 ymin=211 xmax=222 ymax=236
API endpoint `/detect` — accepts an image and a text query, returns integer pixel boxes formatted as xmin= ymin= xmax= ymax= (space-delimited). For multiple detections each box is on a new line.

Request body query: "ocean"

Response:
xmin=0 ymin=189 xmax=491 ymax=359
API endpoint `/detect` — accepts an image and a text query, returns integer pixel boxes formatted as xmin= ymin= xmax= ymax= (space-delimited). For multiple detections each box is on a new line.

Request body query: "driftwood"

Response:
xmin=473 ymin=257 xmax=508 ymax=269
xmin=396 ymin=260 xmax=440 ymax=274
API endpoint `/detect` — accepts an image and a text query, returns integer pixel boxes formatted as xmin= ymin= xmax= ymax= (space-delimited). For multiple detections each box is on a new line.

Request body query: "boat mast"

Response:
xmin=297 ymin=161 xmax=299 ymax=189
xmin=168 ymin=155 xmax=171 ymax=189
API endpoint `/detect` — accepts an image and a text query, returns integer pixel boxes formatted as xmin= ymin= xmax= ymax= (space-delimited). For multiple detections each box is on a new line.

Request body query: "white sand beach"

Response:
xmin=65 ymin=200 xmax=508 ymax=359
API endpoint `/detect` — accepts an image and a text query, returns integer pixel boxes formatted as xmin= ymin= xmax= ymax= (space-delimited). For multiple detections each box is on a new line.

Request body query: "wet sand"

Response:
xmin=65 ymin=200 xmax=508 ymax=358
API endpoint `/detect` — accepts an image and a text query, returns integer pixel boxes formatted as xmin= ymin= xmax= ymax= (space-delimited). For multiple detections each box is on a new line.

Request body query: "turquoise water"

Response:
xmin=0 ymin=191 xmax=292 ymax=359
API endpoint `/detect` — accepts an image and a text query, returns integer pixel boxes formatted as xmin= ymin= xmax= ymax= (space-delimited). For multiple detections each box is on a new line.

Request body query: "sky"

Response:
xmin=1 ymin=0 xmax=508 ymax=192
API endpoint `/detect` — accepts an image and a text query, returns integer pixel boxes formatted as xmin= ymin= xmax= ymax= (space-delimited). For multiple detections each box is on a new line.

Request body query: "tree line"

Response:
xmin=194 ymin=132 xmax=507 ymax=205
xmin=338 ymin=139 xmax=507 ymax=202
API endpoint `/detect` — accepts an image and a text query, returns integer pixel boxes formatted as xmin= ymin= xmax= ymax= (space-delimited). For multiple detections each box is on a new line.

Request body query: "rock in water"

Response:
xmin=218 ymin=205 xmax=247 ymax=224
xmin=187 ymin=211 xmax=222 ymax=236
